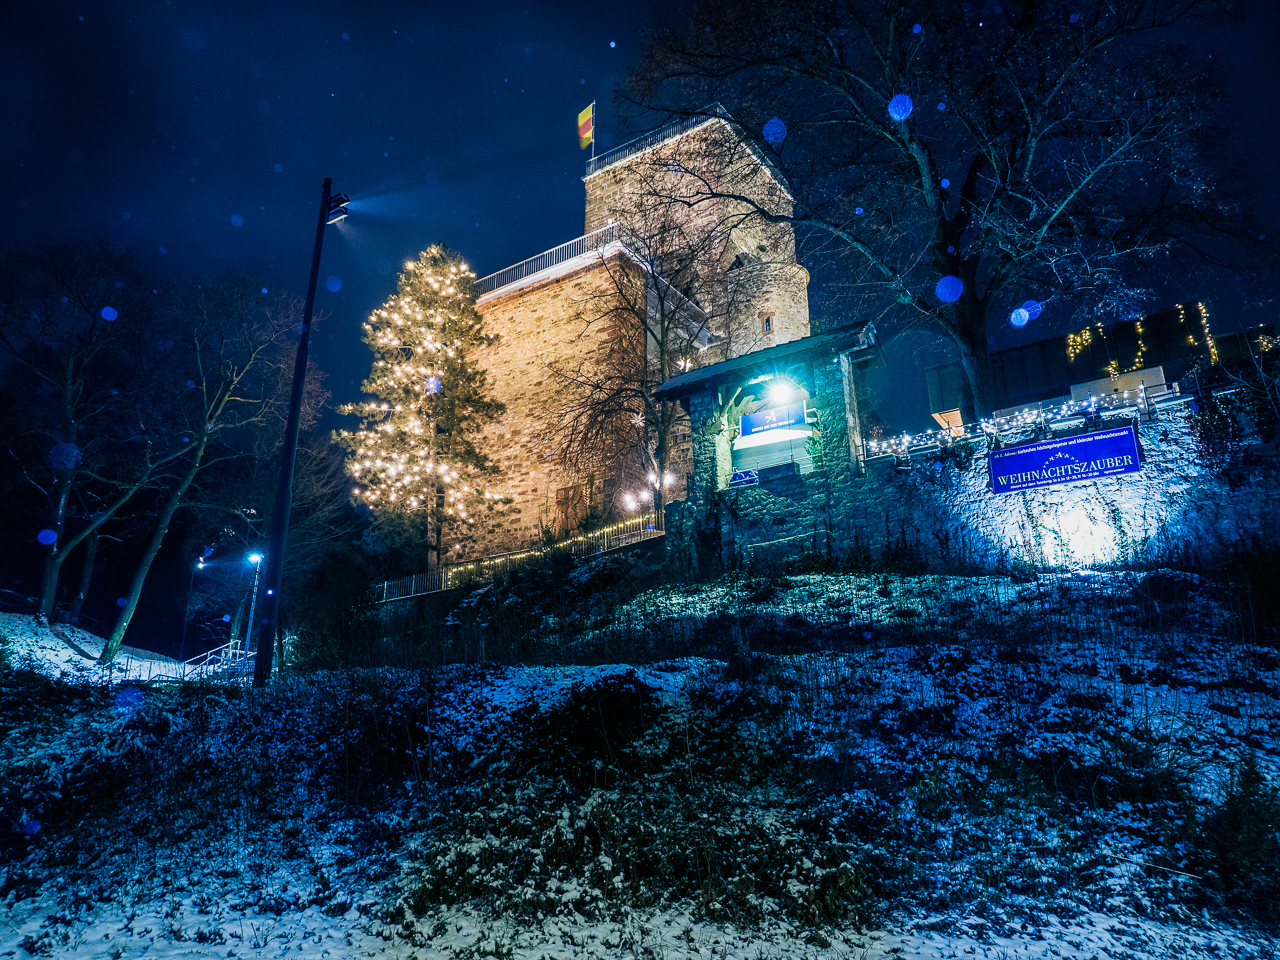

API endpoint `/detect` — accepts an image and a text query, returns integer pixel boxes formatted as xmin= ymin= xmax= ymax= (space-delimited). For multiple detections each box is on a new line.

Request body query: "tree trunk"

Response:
xmin=68 ymin=529 xmax=100 ymax=626
xmin=37 ymin=467 xmax=76 ymax=621
xmin=953 ymin=326 xmax=998 ymax=422
xmin=99 ymin=444 xmax=206 ymax=664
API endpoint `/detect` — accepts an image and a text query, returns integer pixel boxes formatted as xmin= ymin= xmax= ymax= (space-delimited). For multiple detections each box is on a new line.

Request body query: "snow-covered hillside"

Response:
xmin=2 ymin=571 xmax=1278 ymax=959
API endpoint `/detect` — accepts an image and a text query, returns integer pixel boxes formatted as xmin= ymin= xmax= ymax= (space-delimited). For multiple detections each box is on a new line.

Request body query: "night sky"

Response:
xmin=6 ymin=0 xmax=1279 ymax=427
xmin=6 ymin=0 xmax=687 ymax=425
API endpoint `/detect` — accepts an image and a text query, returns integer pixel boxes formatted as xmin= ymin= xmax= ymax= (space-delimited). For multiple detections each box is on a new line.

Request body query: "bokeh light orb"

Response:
xmin=326 ymin=276 xmax=342 ymax=292
xmin=230 ymin=214 xmax=244 ymax=227
xmin=37 ymin=529 xmax=58 ymax=545
xmin=100 ymin=306 xmax=117 ymax=321
xmin=1010 ymin=307 xmax=1030 ymax=328
xmin=935 ymin=275 xmax=963 ymax=302
xmin=1022 ymin=299 xmax=1043 ymax=319
xmin=888 ymin=94 xmax=914 ymax=121
xmin=763 ymin=117 xmax=787 ymax=147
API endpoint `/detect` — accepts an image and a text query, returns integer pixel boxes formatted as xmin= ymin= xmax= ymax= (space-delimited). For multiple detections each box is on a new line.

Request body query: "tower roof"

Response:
xmin=583 ymin=102 xmax=791 ymax=199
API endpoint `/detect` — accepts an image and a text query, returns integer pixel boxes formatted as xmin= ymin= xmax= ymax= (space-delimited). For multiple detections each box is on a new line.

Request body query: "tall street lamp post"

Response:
xmin=253 ymin=179 xmax=348 ymax=687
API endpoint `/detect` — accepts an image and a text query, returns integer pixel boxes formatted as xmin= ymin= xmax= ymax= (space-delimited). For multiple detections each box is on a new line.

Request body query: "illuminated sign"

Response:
xmin=989 ymin=425 xmax=1140 ymax=493
xmin=740 ymin=402 xmax=808 ymax=437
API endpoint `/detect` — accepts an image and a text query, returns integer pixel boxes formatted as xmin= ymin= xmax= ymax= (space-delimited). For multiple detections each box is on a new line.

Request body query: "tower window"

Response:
xmin=761 ymin=313 xmax=774 ymax=334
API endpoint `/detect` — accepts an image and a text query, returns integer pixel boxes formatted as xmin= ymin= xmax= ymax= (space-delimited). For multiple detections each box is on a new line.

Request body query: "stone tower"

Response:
xmin=464 ymin=108 xmax=812 ymax=556
xmin=582 ymin=108 xmax=810 ymax=355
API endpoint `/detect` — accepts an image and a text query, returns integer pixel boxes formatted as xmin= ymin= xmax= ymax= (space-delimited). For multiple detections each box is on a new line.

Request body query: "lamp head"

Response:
xmin=327 ymin=192 xmax=351 ymax=224
xmin=248 ymin=552 xmax=263 ymax=565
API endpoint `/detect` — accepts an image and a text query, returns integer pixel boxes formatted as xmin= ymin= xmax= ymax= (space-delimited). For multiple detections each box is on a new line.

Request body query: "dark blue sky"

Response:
xmin=6 ymin=0 xmax=1278 ymax=426
xmin=6 ymin=0 xmax=687 ymax=419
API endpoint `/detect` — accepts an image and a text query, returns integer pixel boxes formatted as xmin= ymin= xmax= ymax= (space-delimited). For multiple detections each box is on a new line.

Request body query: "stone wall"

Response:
xmin=669 ymin=361 xmax=1280 ymax=572
xmin=584 ymin=118 xmax=809 ymax=355
xmin=467 ymin=255 xmax=638 ymax=557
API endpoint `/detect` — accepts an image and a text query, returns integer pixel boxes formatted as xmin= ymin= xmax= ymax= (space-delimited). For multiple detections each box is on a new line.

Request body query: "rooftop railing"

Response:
xmin=476 ymin=223 xmax=620 ymax=296
xmin=585 ymin=105 xmax=729 ymax=177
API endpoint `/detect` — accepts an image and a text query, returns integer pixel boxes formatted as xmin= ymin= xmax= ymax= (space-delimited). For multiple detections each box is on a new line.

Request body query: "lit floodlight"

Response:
xmin=248 ymin=552 xmax=263 ymax=565
xmin=326 ymin=192 xmax=351 ymax=224
xmin=767 ymin=379 xmax=793 ymax=404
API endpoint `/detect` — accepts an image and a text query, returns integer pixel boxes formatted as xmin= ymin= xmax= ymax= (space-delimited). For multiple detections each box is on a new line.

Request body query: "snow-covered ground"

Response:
xmin=3 ymin=572 xmax=1278 ymax=959
xmin=0 ymin=613 xmax=190 ymax=684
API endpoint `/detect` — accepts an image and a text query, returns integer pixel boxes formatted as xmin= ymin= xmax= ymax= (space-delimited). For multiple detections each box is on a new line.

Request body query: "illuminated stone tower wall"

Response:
xmin=464 ymin=114 xmax=810 ymax=557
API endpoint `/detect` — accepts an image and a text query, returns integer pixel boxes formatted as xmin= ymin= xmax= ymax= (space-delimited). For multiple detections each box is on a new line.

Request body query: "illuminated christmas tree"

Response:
xmin=336 ymin=245 xmax=504 ymax=568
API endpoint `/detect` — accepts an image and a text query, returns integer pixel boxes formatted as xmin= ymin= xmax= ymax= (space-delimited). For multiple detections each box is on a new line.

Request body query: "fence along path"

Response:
xmin=375 ymin=512 xmax=663 ymax=604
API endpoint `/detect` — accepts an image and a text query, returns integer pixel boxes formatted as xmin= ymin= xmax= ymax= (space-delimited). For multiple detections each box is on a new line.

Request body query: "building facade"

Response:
xmin=465 ymin=108 xmax=812 ymax=556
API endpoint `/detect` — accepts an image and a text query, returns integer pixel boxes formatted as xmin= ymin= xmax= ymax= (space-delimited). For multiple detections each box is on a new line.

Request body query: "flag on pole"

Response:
xmin=578 ymin=102 xmax=595 ymax=150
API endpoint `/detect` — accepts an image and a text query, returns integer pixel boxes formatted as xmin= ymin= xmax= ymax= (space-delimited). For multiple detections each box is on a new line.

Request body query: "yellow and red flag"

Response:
xmin=578 ymin=102 xmax=595 ymax=150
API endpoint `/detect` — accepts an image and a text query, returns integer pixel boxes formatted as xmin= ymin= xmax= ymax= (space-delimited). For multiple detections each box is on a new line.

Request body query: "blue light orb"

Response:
xmin=1022 ymin=299 xmax=1043 ymax=319
xmin=855 ymin=207 xmax=864 ymax=215
xmin=230 ymin=214 xmax=244 ymax=227
xmin=762 ymin=116 xmax=787 ymax=147
xmin=101 ymin=306 xmax=117 ymax=321
xmin=424 ymin=375 xmax=442 ymax=394
xmin=938 ymin=102 xmax=946 ymax=111
xmin=222 ymin=614 xmax=232 ymax=622
xmin=117 ymin=597 xmax=128 ymax=607
xmin=20 ymin=819 xmax=40 ymax=836
xmin=114 ymin=687 xmax=143 ymax=715
xmin=1010 ymin=307 xmax=1030 ymax=328
xmin=49 ymin=442 xmax=79 ymax=471
xmin=326 ymin=276 xmax=342 ymax=292
xmin=261 ymin=287 xmax=268 ymax=294
xmin=37 ymin=529 xmax=57 ymax=545
xmin=941 ymin=179 xmax=950 ymax=188
xmin=273 ymin=163 xmax=283 ymax=173
xmin=935 ymin=275 xmax=963 ymax=302
xmin=912 ymin=23 xmax=921 ymax=33
xmin=947 ymin=245 xmax=955 ymax=253
xmin=888 ymin=94 xmax=914 ymax=121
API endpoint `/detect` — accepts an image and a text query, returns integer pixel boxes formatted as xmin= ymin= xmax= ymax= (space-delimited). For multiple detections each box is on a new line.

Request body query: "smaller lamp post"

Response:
xmin=243 ymin=552 xmax=263 ymax=660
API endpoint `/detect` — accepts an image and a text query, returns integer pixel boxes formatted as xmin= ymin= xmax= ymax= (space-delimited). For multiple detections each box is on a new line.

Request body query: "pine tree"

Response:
xmin=336 ymin=245 xmax=504 ymax=569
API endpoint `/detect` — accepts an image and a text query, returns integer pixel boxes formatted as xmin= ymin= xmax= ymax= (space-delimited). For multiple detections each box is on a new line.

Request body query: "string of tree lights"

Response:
xmin=865 ymin=385 xmax=1187 ymax=459
xmin=336 ymin=245 xmax=505 ymax=568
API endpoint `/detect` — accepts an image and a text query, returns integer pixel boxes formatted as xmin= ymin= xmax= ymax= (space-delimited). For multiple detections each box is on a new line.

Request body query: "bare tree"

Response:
xmin=98 ymin=280 xmax=300 ymax=664
xmin=548 ymin=212 xmax=732 ymax=520
xmin=623 ymin=0 xmax=1267 ymax=418
xmin=0 ymin=239 xmax=190 ymax=622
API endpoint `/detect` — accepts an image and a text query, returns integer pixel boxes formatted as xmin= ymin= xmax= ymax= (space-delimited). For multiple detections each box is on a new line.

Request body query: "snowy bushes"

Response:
xmin=401 ymin=670 xmax=879 ymax=928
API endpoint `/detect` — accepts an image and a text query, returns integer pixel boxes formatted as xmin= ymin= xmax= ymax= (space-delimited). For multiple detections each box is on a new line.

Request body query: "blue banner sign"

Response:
xmin=989 ymin=425 xmax=1140 ymax=493
xmin=741 ymin=402 xmax=807 ymax=437
xmin=729 ymin=469 xmax=759 ymax=488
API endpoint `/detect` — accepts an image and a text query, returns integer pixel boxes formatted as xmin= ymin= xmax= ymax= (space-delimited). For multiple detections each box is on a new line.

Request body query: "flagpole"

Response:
xmin=591 ymin=101 xmax=596 ymax=160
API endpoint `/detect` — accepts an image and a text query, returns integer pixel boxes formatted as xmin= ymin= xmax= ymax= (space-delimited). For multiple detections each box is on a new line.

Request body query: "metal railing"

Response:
xmin=585 ymin=105 xmax=730 ymax=176
xmin=375 ymin=511 xmax=664 ymax=604
xmin=179 ymin=639 xmax=255 ymax=682
xmin=476 ymin=223 xmax=619 ymax=296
